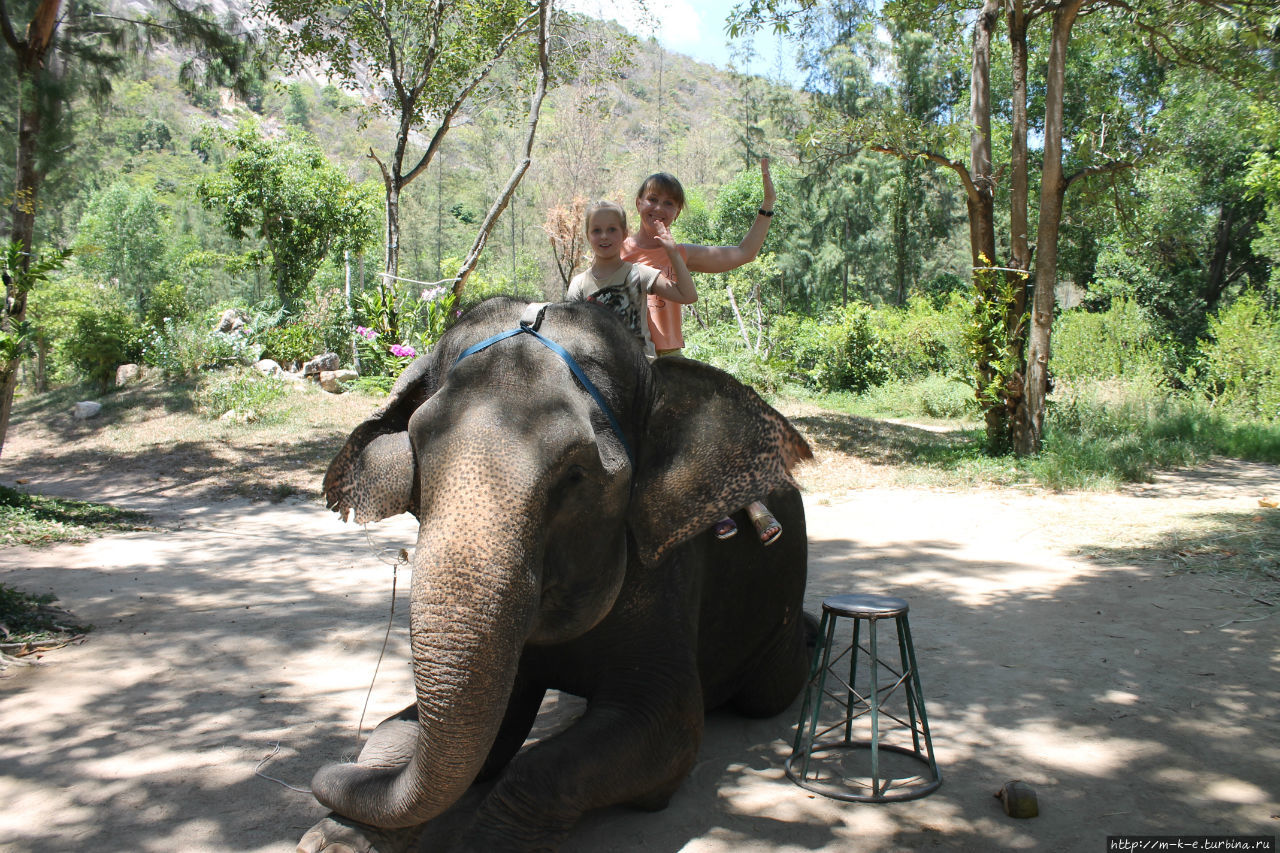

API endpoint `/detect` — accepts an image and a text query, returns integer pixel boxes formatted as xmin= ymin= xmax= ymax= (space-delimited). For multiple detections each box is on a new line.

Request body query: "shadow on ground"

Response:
xmin=4 ymin=485 xmax=1275 ymax=852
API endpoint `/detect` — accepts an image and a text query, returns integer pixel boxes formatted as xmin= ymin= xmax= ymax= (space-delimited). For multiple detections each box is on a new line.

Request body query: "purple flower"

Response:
xmin=355 ymin=325 xmax=377 ymax=339
xmin=390 ymin=344 xmax=417 ymax=358
xmin=421 ymin=285 xmax=448 ymax=302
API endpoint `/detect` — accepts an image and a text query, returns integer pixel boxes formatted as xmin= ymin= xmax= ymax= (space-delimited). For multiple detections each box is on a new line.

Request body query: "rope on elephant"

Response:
xmin=253 ymin=742 xmax=312 ymax=794
xmin=357 ymin=526 xmax=411 ymax=746
xmin=250 ymin=531 xmax=409 ymax=794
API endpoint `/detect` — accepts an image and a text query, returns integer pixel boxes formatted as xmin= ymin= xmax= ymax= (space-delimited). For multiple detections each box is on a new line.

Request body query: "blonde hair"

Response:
xmin=584 ymin=200 xmax=627 ymax=237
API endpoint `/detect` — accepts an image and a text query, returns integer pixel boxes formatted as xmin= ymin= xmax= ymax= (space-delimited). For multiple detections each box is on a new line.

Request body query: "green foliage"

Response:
xmin=2 ymin=242 xmax=73 ymax=367
xmin=1052 ymin=299 xmax=1178 ymax=386
xmin=64 ymin=304 xmax=144 ymax=391
xmin=253 ymin=321 xmax=318 ymax=368
xmin=196 ymin=122 xmax=380 ymax=313
xmin=964 ymin=264 xmax=1028 ymax=453
xmin=74 ymin=181 xmax=170 ymax=313
xmin=144 ymin=280 xmax=194 ymax=329
xmin=144 ymin=316 xmax=263 ymax=378
xmin=855 ymin=375 xmax=978 ymax=420
xmin=873 ymin=294 xmax=968 ymax=381
xmin=193 ymin=368 xmax=290 ymax=421
xmin=1033 ymin=380 xmax=1280 ymax=489
xmin=770 ymin=303 xmax=888 ymax=393
xmin=1189 ymin=292 xmax=1280 ymax=421
xmin=0 ymin=485 xmax=149 ymax=550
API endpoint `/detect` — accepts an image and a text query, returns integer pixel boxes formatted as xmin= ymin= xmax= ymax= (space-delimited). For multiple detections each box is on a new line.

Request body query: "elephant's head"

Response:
xmin=313 ymin=297 xmax=811 ymax=828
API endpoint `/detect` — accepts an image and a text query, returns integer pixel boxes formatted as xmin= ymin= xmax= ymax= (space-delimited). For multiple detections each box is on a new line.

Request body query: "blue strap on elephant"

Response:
xmin=452 ymin=309 xmax=636 ymax=468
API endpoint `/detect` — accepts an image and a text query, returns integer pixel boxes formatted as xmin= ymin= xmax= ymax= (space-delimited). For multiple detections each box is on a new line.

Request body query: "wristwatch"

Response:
xmin=758 ymin=208 xmax=774 ymax=217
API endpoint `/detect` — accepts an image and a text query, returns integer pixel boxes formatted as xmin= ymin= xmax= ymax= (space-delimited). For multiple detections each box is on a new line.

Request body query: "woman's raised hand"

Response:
xmin=760 ymin=156 xmax=775 ymax=209
xmin=653 ymin=218 xmax=676 ymax=249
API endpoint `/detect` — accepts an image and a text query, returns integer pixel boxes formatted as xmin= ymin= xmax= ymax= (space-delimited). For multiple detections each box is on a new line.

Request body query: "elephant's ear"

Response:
xmin=323 ymin=354 xmax=436 ymax=523
xmin=629 ymin=358 xmax=813 ymax=566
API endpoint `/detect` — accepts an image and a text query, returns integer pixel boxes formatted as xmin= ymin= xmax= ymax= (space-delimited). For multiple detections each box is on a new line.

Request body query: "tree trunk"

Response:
xmin=0 ymin=0 xmax=61 ymax=460
xmin=1019 ymin=0 xmax=1085 ymax=456
xmin=969 ymin=0 xmax=1002 ymax=447
xmin=1005 ymin=0 xmax=1033 ymax=453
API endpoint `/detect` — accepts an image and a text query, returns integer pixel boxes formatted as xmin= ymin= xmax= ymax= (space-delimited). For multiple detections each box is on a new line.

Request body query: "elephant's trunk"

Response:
xmin=311 ymin=447 xmax=543 ymax=829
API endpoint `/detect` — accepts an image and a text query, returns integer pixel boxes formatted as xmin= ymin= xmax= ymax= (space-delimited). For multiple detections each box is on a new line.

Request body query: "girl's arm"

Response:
xmin=651 ymin=221 xmax=697 ymax=304
xmin=684 ymin=156 xmax=775 ymax=274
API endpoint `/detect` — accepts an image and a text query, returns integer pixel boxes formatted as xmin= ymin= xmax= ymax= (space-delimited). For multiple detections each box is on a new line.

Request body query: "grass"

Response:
xmin=0 ymin=484 xmax=152 ymax=547
xmin=772 ymin=375 xmax=1280 ymax=493
xmin=0 ymin=582 xmax=92 ymax=643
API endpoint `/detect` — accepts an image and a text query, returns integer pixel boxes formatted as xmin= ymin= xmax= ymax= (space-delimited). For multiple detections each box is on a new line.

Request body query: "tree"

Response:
xmin=258 ymin=0 xmax=556 ymax=299
xmin=542 ymin=196 xmax=589 ymax=292
xmin=74 ymin=182 xmax=169 ymax=314
xmin=0 ymin=0 xmax=261 ymax=458
xmin=731 ymin=0 xmax=1278 ymax=453
xmin=196 ymin=123 xmax=380 ymax=314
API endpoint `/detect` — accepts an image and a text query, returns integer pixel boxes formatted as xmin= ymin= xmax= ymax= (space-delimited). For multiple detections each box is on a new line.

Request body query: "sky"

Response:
xmin=557 ymin=0 xmax=806 ymax=87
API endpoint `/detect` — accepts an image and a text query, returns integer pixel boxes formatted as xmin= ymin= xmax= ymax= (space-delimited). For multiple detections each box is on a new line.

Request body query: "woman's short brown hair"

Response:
xmin=636 ymin=172 xmax=685 ymax=211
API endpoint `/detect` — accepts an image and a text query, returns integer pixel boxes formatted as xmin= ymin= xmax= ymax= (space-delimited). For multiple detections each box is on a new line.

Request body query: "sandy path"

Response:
xmin=2 ymin=474 xmax=1277 ymax=852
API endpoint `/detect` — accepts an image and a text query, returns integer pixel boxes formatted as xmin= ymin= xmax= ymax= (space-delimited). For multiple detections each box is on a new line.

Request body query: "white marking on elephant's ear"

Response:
xmin=350 ymin=432 xmax=414 ymax=523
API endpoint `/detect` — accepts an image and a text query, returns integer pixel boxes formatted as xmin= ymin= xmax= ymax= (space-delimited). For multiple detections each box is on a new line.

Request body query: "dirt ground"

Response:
xmin=2 ymin=421 xmax=1278 ymax=852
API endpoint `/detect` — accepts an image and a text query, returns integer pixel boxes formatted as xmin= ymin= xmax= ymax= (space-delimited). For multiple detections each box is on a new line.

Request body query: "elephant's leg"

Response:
xmin=297 ymin=709 xmax=424 ymax=853
xmin=460 ymin=669 xmax=705 ymax=850
xmin=296 ymin=814 xmax=422 ymax=853
xmin=476 ymin=678 xmax=547 ymax=781
xmin=728 ymin=615 xmax=810 ymax=718
xmin=298 ymin=683 xmax=544 ymax=853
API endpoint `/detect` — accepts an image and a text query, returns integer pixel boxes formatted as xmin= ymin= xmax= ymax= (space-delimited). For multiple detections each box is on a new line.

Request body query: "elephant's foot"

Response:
xmin=296 ymin=814 xmax=423 ymax=853
xmin=625 ymin=775 xmax=684 ymax=812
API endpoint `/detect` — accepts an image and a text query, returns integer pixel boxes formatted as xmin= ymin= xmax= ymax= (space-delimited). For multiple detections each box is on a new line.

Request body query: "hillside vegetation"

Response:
xmin=2 ymin=0 xmax=1277 ymax=468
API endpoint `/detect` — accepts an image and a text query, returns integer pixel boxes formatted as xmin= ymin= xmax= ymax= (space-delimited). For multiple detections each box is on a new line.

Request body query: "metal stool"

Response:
xmin=786 ymin=593 xmax=941 ymax=802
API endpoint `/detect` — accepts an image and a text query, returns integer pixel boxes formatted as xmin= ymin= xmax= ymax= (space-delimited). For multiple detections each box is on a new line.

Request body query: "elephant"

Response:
xmin=298 ymin=297 xmax=813 ymax=852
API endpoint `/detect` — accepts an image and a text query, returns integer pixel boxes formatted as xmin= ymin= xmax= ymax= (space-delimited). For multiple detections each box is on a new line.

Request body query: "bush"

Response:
xmin=144 ymin=280 xmax=192 ymax=329
xmin=194 ymin=369 xmax=289 ymax=421
xmin=144 ymin=316 xmax=263 ymax=378
xmin=1189 ymin=292 xmax=1280 ymax=421
xmin=1052 ymin=298 xmax=1178 ymax=386
xmin=770 ymin=304 xmax=888 ymax=393
xmin=254 ymin=321 xmax=319 ymax=369
xmin=874 ymin=294 xmax=969 ymax=382
xmin=65 ymin=306 xmax=144 ymax=390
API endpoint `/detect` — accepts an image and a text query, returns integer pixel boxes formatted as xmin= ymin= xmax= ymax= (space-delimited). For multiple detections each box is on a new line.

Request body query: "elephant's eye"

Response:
xmin=546 ymin=463 xmax=590 ymax=519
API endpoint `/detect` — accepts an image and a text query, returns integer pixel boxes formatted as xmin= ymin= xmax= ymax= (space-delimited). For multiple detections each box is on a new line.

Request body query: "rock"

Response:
xmin=254 ymin=359 xmax=282 ymax=376
xmin=302 ymin=353 xmax=340 ymax=376
xmin=215 ymin=308 xmax=250 ymax=335
xmin=72 ymin=401 xmax=102 ymax=420
xmin=115 ymin=363 xmax=141 ymax=386
xmin=219 ymin=409 xmax=257 ymax=424
xmin=319 ymin=369 xmax=359 ymax=393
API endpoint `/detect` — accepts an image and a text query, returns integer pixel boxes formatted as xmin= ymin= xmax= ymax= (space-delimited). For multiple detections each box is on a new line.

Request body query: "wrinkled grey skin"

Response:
xmin=299 ymin=298 xmax=813 ymax=853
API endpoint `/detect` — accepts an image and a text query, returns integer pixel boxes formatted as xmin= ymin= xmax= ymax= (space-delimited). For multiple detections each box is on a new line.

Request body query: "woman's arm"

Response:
xmin=684 ymin=156 xmax=776 ymax=274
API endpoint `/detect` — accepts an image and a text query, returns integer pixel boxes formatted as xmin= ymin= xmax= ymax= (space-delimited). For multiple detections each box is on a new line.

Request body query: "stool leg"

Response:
xmin=845 ymin=616 xmax=861 ymax=744
xmin=899 ymin=614 xmax=940 ymax=780
xmin=790 ymin=610 xmax=823 ymax=756
xmin=796 ymin=609 xmax=838 ymax=783
xmin=868 ymin=615 xmax=882 ymax=799
xmin=895 ymin=615 xmax=923 ymax=756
